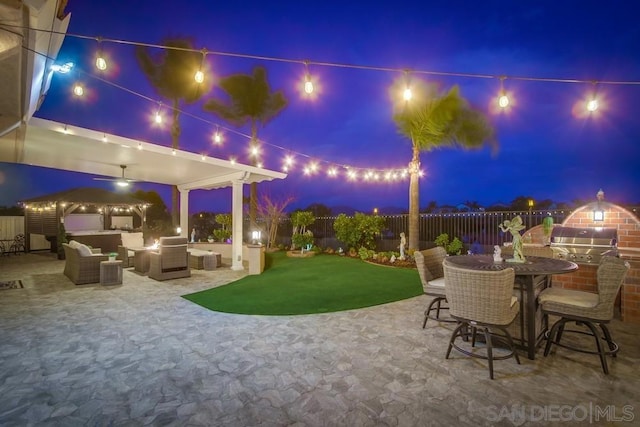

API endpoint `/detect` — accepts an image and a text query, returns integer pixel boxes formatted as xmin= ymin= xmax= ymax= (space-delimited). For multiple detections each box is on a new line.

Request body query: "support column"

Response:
xmin=179 ymin=189 xmax=190 ymax=237
xmin=231 ymin=179 xmax=244 ymax=271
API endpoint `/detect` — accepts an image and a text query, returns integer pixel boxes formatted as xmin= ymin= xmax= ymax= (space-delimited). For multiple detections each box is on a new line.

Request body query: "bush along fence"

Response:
xmin=248 ymin=210 xmax=571 ymax=253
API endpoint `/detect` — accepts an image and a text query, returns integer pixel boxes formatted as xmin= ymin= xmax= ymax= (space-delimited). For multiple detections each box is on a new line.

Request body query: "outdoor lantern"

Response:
xmin=594 ymin=209 xmax=604 ymax=222
xmin=251 ymin=230 xmax=261 ymax=244
xmin=176 ymin=226 xmax=182 ymax=234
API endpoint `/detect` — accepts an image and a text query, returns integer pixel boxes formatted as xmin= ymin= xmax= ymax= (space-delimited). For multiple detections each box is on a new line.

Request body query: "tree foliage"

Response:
xmin=333 ymin=213 xmax=386 ymax=251
xmin=203 ymin=66 xmax=288 ymax=228
xmin=257 ymin=194 xmax=293 ymax=249
xmin=391 ymin=78 xmax=496 ymax=251
xmin=136 ymin=38 xmax=211 ymax=226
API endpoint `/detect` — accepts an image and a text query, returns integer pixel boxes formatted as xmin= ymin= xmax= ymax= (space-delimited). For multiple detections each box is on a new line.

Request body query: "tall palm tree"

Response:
xmin=392 ymin=79 xmax=496 ymax=250
xmin=136 ymin=38 xmax=211 ymax=228
xmin=203 ymin=66 xmax=288 ymax=229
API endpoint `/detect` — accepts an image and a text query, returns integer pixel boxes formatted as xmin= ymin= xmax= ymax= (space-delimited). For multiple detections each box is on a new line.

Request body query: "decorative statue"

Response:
xmin=499 ymin=215 xmax=526 ymax=263
xmin=493 ymin=245 xmax=503 ymax=263
xmin=399 ymin=232 xmax=407 ymax=260
xmin=191 ymin=228 xmax=196 ymax=243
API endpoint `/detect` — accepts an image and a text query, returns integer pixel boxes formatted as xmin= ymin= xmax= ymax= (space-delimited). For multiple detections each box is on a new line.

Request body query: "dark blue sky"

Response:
xmin=2 ymin=0 xmax=639 ymax=213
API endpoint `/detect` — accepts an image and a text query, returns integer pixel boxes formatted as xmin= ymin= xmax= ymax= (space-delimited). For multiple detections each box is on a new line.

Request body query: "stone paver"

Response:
xmin=0 ymin=253 xmax=639 ymax=426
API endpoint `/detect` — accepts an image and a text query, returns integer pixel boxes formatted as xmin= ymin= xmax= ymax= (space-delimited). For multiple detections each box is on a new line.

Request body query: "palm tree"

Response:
xmin=136 ymin=38 xmax=211 ymax=228
xmin=391 ymin=79 xmax=496 ymax=250
xmin=203 ymin=66 xmax=288 ymax=229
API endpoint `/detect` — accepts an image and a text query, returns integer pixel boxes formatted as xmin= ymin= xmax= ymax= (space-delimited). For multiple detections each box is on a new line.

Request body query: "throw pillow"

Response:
xmin=76 ymin=243 xmax=93 ymax=257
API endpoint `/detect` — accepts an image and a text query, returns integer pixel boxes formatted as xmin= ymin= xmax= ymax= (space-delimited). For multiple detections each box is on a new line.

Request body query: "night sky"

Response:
xmin=1 ymin=0 xmax=639 ymax=214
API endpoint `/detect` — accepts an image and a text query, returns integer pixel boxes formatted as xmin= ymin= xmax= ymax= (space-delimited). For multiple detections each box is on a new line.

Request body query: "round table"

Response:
xmin=446 ymin=255 xmax=578 ymax=359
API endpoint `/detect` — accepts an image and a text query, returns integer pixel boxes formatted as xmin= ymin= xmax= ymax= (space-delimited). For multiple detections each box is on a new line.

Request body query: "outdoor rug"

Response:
xmin=182 ymin=251 xmax=423 ymax=315
xmin=0 ymin=280 xmax=24 ymax=290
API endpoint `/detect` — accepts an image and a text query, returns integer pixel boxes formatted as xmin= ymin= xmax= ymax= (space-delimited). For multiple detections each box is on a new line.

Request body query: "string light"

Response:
xmin=72 ymin=83 xmax=84 ymax=96
xmin=498 ymin=76 xmax=509 ymax=108
xmin=154 ymin=103 xmax=163 ymax=124
xmin=95 ymin=37 xmax=107 ymax=71
xmin=587 ymin=82 xmax=599 ymax=112
xmin=213 ymin=126 xmax=222 ymax=144
xmin=403 ymin=70 xmax=413 ymax=101
xmin=32 ymin=27 xmax=640 ymax=185
xmin=194 ymin=48 xmax=207 ymax=83
xmin=303 ymin=61 xmax=314 ymax=95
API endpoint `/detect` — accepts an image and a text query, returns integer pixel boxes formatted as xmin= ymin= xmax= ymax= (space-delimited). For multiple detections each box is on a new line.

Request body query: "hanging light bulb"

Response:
xmin=301 ymin=61 xmax=314 ymax=95
xmin=403 ymin=70 xmax=413 ymax=101
xmin=194 ymin=49 xmax=207 ymax=83
xmin=213 ymin=126 xmax=222 ymax=144
xmin=73 ymin=83 xmax=84 ymax=97
xmin=95 ymin=37 xmax=107 ymax=71
xmin=498 ymin=76 xmax=510 ymax=108
xmin=587 ymin=81 xmax=599 ymax=112
xmin=403 ymin=87 xmax=412 ymax=101
xmin=154 ymin=103 xmax=163 ymax=124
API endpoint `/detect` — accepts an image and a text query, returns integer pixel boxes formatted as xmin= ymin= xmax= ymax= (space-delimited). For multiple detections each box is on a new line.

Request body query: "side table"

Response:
xmin=100 ymin=260 xmax=123 ymax=285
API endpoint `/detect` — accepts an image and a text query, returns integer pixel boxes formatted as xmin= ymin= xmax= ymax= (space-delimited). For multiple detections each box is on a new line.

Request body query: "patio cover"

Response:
xmin=0 ymin=118 xmax=287 ymax=270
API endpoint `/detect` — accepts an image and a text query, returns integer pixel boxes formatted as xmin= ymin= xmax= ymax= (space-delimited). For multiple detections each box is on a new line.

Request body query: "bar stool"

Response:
xmin=539 ymin=256 xmax=630 ymax=374
xmin=415 ymin=247 xmax=455 ymax=327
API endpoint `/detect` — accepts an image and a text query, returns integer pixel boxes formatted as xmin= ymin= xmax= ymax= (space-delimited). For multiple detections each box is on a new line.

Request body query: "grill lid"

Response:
xmin=551 ymin=226 xmax=617 ymax=246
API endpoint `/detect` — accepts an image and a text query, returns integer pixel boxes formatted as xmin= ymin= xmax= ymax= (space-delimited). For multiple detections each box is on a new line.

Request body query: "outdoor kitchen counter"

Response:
xmin=445 ymin=255 xmax=578 ymax=360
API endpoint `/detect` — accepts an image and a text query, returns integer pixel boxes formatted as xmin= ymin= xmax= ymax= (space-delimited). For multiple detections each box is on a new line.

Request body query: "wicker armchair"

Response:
xmin=117 ymin=232 xmax=144 ymax=268
xmin=539 ymin=256 xmax=630 ymax=374
xmin=414 ymin=246 xmax=454 ymax=327
xmin=62 ymin=243 xmax=109 ymax=285
xmin=148 ymin=237 xmax=191 ymax=281
xmin=443 ymin=258 xmax=520 ymax=379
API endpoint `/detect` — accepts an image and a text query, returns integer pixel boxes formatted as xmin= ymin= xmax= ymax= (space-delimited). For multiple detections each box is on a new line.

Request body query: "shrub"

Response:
xmin=435 ymin=233 xmax=464 ymax=255
xmin=358 ymin=247 xmax=376 ymax=260
xmin=334 ymin=212 xmax=386 ymax=250
xmin=291 ymin=230 xmax=314 ymax=252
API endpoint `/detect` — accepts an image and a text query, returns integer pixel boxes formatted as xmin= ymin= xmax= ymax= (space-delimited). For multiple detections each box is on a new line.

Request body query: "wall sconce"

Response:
xmin=593 ymin=209 xmax=604 ymax=222
xmin=251 ymin=230 xmax=262 ymax=244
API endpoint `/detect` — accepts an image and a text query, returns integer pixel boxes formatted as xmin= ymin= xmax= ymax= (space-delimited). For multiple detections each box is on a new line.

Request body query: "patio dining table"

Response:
xmin=445 ymin=254 xmax=578 ymax=360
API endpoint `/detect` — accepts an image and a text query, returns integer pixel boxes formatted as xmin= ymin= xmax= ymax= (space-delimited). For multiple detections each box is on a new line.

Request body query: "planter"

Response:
xmin=286 ymin=250 xmax=316 ymax=258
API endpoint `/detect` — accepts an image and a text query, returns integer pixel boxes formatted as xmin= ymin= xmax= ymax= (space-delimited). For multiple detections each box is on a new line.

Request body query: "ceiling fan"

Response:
xmin=93 ymin=164 xmax=137 ymax=187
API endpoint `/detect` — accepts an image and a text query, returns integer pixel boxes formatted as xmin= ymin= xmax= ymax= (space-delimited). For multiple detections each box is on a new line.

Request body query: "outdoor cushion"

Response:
xmin=121 ymin=232 xmax=144 ymax=248
xmin=76 ymin=243 xmax=94 ymax=257
xmin=427 ymin=277 xmax=445 ymax=288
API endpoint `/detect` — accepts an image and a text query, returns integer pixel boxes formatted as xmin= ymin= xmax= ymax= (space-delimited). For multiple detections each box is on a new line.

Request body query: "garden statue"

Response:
xmin=191 ymin=228 xmax=196 ymax=243
xmin=499 ymin=215 xmax=526 ymax=263
xmin=399 ymin=232 xmax=407 ymax=260
xmin=493 ymin=245 xmax=503 ymax=263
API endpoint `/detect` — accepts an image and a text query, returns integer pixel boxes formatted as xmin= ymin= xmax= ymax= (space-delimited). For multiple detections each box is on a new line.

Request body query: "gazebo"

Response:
xmin=22 ymin=187 xmax=148 ymax=253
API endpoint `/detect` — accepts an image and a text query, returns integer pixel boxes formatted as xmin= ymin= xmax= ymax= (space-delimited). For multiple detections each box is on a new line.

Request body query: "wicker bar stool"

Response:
xmin=443 ymin=259 xmax=521 ymax=379
xmin=539 ymin=256 xmax=630 ymax=374
xmin=415 ymin=247 xmax=455 ymax=327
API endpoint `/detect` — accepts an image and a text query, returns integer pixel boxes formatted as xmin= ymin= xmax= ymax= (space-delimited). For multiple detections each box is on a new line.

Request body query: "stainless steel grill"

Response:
xmin=550 ymin=226 xmax=618 ymax=265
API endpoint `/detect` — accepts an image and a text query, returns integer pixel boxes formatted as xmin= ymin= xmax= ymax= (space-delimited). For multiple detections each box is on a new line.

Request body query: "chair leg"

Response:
xmin=422 ymin=297 xmax=443 ymax=328
xmin=599 ymin=323 xmax=618 ymax=358
xmin=544 ymin=317 xmax=566 ymax=356
xmin=583 ymin=321 xmax=609 ymax=374
xmin=446 ymin=323 xmax=465 ymax=359
xmin=501 ymin=327 xmax=521 ymax=365
xmin=483 ymin=327 xmax=494 ymax=380
xmin=471 ymin=327 xmax=477 ymax=347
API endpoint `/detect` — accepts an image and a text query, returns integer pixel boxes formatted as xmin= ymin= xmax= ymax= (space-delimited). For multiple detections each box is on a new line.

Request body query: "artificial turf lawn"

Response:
xmin=182 ymin=251 xmax=423 ymax=315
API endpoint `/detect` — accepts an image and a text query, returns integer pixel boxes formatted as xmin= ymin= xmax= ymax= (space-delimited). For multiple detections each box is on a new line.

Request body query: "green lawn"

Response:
xmin=182 ymin=251 xmax=423 ymax=315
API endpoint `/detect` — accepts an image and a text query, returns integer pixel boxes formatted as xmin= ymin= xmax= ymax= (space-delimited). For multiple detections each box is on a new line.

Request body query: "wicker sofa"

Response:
xmin=63 ymin=241 xmax=109 ymax=285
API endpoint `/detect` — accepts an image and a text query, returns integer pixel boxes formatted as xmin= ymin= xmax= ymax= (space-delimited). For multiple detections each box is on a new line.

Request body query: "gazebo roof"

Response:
xmin=22 ymin=187 xmax=146 ymax=206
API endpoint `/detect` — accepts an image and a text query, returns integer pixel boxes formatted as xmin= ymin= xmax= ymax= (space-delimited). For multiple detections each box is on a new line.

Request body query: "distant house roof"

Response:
xmin=22 ymin=187 xmax=146 ymax=206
